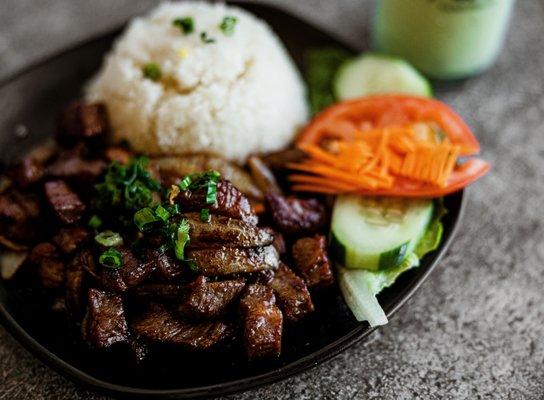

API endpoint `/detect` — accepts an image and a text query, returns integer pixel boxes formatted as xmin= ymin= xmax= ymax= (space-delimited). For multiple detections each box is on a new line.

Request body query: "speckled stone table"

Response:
xmin=1 ymin=1 xmax=544 ymax=399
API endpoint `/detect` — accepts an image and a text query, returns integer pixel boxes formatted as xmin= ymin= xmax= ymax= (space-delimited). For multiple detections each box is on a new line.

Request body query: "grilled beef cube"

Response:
xmin=179 ymin=276 xmax=245 ymax=318
xmin=187 ymin=245 xmax=279 ymax=276
xmin=44 ymin=180 xmax=85 ymax=224
xmin=269 ymin=263 xmax=314 ymax=323
xmin=0 ymin=189 xmax=40 ymax=244
xmin=145 ymin=249 xmax=185 ymax=281
xmin=292 ymin=236 xmax=334 ymax=289
xmin=57 ymin=101 xmax=108 ymax=142
xmin=82 ymin=288 xmax=129 ymax=349
xmin=184 ymin=213 xmax=274 ymax=249
xmin=265 ymin=193 xmax=327 ymax=235
xmin=52 ymin=227 xmax=90 ymax=254
xmin=240 ymin=284 xmax=283 ymax=360
xmin=129 ymin=283 xmax=185 ymax=301
xmin=7 ymin=156 xmax=44 ymax=187
xmin=132 ymin=304 xmax=232 ymax=350
xmin=29 ymin=242 xmax=65 ymax=289
xmin=177 ymin=179 xmax=258 ymax=225
xmin=100 ymin=247 xmax=154 ymax=292
xmin=47 ymin=156 xmax=107 ymax=182
xmin=65 ymin=249 xmax=93 ymax=316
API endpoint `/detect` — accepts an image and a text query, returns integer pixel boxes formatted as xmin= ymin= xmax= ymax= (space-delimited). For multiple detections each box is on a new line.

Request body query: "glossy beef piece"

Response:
xmin=270 ymin=230 xmax=286 ymax=255
xmin=129 ymin=283 xmax=186 ymax=301
xmin=82 ymin=288 xmax=129 ymax=349
xmin=265 ymin=193 xmax=327 ymax=235
xmin=7 ymin=156 xmax=45 ymax=187
xmin=100 ymin=247 xmax=155 ymax=292
xmin=145 ymin=250 xmax=185 ymax=281
xmin=0 ymin=189 xmax=40 ymax=243
xmin=239 ymin=284 xmax=283 ymax=360
xmin=176 ymin=179 xmax=258 ymax=225
xmin=292 ymin=235 xmax=334 ymax=289
xmin=57 ymin=101 xmax=108 ymax=142
xmin=269 ymin=263 xmax=314 ymax=323
xmin=52 ymin=227 xmax=90 ymax=254
xmin=47 ymin=156 xmax=107 ymax=182
xmin=44 ymin=180 xmax=86 ymax=224
xmin=131 ymin=304 xmax=232 ymax=350
xmin=28 ymin=242 xmax=65 ymax=289
xmin=65 ymin=249 xmax=93 ymax=316
xmin=179 ymin=276 xmax=246 ymax=318
xmin=185 ymin=213 xmax=274 ymax=249
xmin=187 ymin=245 xmax=279 ymax=276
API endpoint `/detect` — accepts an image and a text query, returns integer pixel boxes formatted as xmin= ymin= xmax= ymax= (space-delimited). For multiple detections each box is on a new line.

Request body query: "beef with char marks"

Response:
xmin=57 ymin=101 xmax=108 ymax=142
xmin=187 ymin=245 xmax=279 ymax=276
xmin=82 ymin=288 xmax=129 ymax=349
xmin=178 ymin=276 xmax=245 ymax=318
xmin=0 ymin=189 xmax=41 ymax=244
xmin=100 ymin=247 xmax=155 ymax=292
xmin=269 ymin=263 xmax=314 ymax=323
xmin=28 ymin=242 xmax=65 ymax=289
xmin=265 ymin=193 xmax=327 ymax=235
xmin=176 ymin=179 xmax=257 ymax=225
xmin=292 ymin=235 xmax=334 ymax=289
xmin=240 ymin=284 xmax=283 ymax=360
xmin=65 ymin=249 xmax=93 ymax=316
xmin=44 ymin=180 xmax=86 ymax=224
xmin=131 ymin=303 xmax=232 ymax=350
xmin=52 ymin=227 xmax=90 ymax=254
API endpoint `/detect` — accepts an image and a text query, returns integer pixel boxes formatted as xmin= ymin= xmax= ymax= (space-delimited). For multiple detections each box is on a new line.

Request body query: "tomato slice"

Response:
xmin=297 ymin=95 xmax=481 ymax=156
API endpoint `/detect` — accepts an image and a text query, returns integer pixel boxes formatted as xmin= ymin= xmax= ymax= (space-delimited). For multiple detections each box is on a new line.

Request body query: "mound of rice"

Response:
xmin=86 ymin=1 xmax=308 ymax=162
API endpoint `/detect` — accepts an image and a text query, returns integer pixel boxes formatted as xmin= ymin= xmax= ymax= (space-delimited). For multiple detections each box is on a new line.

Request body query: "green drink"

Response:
xmin=373 ymin=0 xmax=515 ymax=79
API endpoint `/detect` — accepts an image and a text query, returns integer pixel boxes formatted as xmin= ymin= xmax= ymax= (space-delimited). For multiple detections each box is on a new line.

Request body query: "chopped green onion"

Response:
xmin=174 ymin=219 xmax=191 ymax=260
xmin=206 ymin=180 xmax=218 ymax=204
xmin=99 ymin=248 xmax=123 ymax=269
xmin=179 ymin=175 xmax=192 ymax=190
xmin=94 ymin=231 xmax=124 ymax=247
xmin=165 ymin=204 xmax=181 ymax=215
xmin=134 ymin=207 xmax=160 ymax=231
xmin=142 ymin=63 xmax=162 ymax=81
xmin=88 ymin=215 xmax=102 ymax=229
xmin=155 ymin=204 xmax=171 ymax=222
xmin=219 ymin=16 xmax=237 ymax=36
xmin=200 ymin=208 xmax=210 ymax=222
xmin=172 ymin=17 xmax=194 ymax=34
xmin=200 ymin=31 xmax=216 ymax=44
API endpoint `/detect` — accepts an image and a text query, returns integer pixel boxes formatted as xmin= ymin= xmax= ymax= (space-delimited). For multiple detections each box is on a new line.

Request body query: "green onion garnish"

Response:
xmin=165 ymin=204 xmax=181 ymax=215
xmin=88 ymin=215 xmax=102 ymax=229
xmin=200 ymin=208 xmax=210 ymax=222
xmin=95 ymin=231 xmax=124 ymax=247
xmin=172 ymin=17 xmax=194 ymax=34
xmin=134 ymin=207 xmax=160 ymax=231
xmin=99 ymin=248 xmax=123 ymax=269
xmin=179 ymin=175 xmax=192 ymax=190
xmin=206 ymin=181 xmax=218 ymax=204
xmin=142 ymin=63 xmax=162 ymax=81
xmin=155 ymin=204 xmax=171 ymax=222
xmin=174 ymin=219 xmax=191 ymax=260
xmin=200 ymin=31 xmax=216 ymax=44
xmin=186 ymin=260 xmax=199 ymax=273
xmin=219 ymin=16 xmax=237 ymax=36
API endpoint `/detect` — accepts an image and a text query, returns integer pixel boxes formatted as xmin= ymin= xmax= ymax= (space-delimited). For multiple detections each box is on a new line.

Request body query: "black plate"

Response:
xmin=0 ymin=2 xmax=465 ymax=398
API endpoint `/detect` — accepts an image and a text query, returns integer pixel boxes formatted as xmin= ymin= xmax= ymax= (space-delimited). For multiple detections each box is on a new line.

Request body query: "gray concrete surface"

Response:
xmin=1 ymin=1 xmax=544 ymax=399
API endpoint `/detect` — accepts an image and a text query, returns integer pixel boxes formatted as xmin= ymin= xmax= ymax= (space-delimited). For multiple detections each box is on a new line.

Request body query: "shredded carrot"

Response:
xmin=289 ymin=122 xmax=466 ymax=195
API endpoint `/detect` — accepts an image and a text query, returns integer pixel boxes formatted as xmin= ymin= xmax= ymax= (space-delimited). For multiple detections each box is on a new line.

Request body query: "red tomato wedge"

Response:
xmin=290 ymin=95 xmax=490 ymax=198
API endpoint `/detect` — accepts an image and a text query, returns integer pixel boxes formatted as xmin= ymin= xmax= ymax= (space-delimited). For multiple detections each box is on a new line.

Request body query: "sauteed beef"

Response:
xmin=0 ymin=100 xmax=334 ymax=363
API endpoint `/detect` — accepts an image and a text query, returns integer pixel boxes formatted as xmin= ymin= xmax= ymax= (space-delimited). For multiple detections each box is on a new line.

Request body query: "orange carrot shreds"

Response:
xmin=291 ymin=184 xmax=340 ymax=194
xmin=290 ymin=122 xmax=469 ymax=195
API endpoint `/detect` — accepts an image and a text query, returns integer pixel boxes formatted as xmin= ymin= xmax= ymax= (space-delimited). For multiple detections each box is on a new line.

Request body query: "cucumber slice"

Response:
xmin=331 ymin=196 xmax=434 ymax=271
xmin=334 ymin=53 xmax=432 ymax=100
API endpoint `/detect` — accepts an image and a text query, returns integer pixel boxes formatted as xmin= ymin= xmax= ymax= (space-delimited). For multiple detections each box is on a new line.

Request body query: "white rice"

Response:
xmin=86 ymin=1 xmax=308 ymax=162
